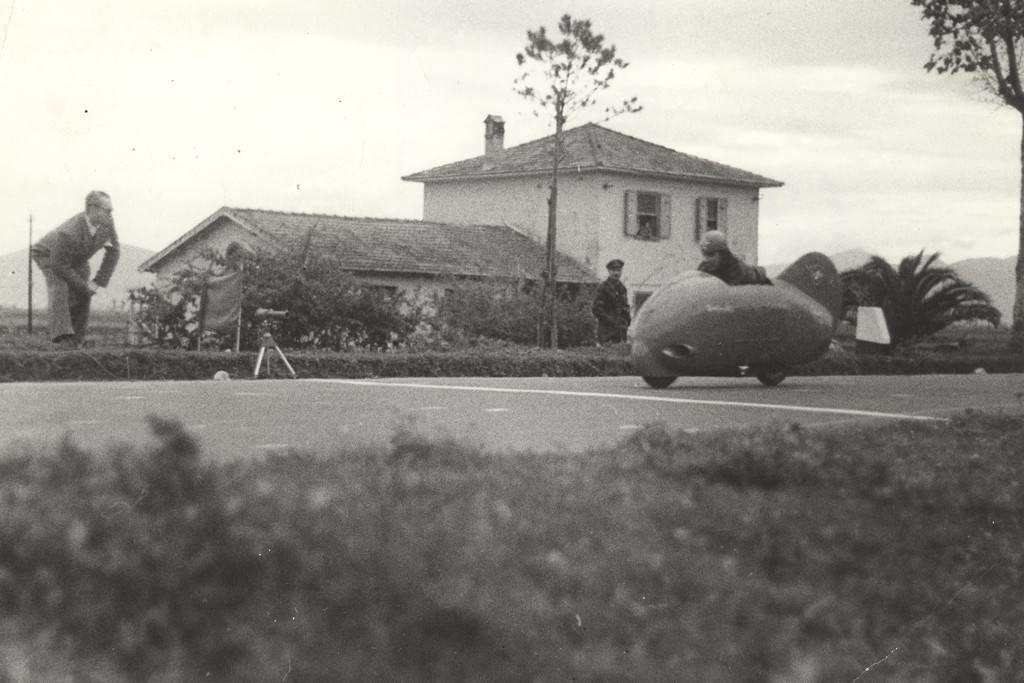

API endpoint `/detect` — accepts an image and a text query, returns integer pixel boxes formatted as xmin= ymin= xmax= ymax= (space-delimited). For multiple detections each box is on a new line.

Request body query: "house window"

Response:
xmin=694 ymin=197 xmax=729 ymax=240
xmin=624 ymin=191 xmax=672 ymax=240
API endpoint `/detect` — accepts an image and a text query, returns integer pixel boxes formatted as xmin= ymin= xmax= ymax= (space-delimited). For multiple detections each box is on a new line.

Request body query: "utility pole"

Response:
xmin=27 ymin=215 xmax=33 ymax=334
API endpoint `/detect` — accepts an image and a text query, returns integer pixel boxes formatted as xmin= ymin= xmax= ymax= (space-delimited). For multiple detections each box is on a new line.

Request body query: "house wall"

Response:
xmin=421 ymin=172 xmax=762 ymax=303
xmin=151 ymin=218 xmax=261 ymax=280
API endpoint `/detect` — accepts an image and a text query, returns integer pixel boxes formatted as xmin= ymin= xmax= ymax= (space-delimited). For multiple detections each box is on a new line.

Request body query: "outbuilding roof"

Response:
xmin=139 ymin=207 xmax=596 ymax=283
xmin=403 ymin=122 xmax=783 ymax=188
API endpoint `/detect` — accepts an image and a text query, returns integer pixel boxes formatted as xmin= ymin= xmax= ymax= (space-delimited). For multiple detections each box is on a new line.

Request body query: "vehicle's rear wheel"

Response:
xmin=642 ymin=376 xmax=676 ymax=389
xmin=755 ymin=370 xmax=787 ymax=387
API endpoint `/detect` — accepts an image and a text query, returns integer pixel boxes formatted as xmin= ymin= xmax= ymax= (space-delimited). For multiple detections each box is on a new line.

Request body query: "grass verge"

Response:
xmin=1 ymin=410 xmax=1023 ymax=680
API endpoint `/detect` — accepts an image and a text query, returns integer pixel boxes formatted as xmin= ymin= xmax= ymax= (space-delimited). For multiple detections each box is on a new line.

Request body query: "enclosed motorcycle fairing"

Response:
xmin=628 ymin=252 xmax=842 ymax=388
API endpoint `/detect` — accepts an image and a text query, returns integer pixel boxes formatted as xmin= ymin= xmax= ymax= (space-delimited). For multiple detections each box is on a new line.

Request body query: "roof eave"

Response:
xmin=137 ymin=208 xmax=270 ymax=273
xmin=403 ymin=166 xmax=783 ymax=188
xmin=347 ymin=267 xmax=595 ymax=282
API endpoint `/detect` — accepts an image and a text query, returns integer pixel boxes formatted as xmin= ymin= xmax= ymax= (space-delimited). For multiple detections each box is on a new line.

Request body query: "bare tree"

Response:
xmin=913 ymin=0 xmax=1024 ymax=349
xmin=514 ymin=14 xmax=640 ymax=348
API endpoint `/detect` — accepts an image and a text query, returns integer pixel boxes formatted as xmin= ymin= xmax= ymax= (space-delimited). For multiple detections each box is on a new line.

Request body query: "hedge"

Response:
xmin=1 ymin=345 xmax=1021 ymax=383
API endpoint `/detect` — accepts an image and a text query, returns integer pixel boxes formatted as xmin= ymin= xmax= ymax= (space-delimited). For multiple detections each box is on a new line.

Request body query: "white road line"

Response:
xmin=310 ymin=379 xmax=947 ymax=423
xmin=484 ymin=408 xmax=510 ymax=413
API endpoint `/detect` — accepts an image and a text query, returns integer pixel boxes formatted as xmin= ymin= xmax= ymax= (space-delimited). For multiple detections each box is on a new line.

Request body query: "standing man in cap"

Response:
xmin=697 ymin=230 xmax=771 ymax=286
xmin=31 ymin=190 xmax=121 ymax=347
xmin=592 ymin=258 xmax=631 ymax=344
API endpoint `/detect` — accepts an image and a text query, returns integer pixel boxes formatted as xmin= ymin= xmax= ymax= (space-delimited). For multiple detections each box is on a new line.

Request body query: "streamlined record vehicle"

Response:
xmin=629 ymin=252 xmax=842 ymax=388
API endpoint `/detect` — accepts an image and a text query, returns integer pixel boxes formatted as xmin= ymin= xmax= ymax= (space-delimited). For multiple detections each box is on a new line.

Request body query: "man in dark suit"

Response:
xmin=592 ymin=258 xmax=631 ymax=344
xmin=31 ymin=190 xmax=120 ymax=346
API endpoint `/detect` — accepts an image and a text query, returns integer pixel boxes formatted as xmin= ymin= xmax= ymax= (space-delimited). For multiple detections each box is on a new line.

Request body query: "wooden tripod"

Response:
xmin=253 ymin=330 xmax=297 ymax=379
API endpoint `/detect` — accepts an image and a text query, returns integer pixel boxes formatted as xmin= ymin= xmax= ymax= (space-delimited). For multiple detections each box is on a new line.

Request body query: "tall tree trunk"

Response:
xmin=1014 ymin=112 xmax=1024 ymax=351
xmin=543 ymin=117 xmax=564 ymax=349
xmin=545 ymin=177 xmax=558 ymax=348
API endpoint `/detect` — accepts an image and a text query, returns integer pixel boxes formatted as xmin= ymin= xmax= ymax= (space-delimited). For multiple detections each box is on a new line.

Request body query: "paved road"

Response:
xmin=2 ymin=374 xmax=1023 ymax=460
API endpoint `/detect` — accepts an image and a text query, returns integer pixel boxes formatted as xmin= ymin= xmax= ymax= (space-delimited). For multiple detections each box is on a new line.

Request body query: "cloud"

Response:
xmin=0 ymin=1 xmax=1018 ymax=268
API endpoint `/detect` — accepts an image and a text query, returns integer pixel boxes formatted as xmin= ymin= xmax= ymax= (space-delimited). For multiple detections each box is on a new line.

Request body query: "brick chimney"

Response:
xmin=484 ymin=114 xmax=505 ymax=157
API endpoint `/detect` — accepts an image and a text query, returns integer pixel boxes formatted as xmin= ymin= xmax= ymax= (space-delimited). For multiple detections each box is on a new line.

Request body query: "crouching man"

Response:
xmin=31 ymin=190 xmax=120 ymax=347
xmin=697 ymin=230 xmax=771 ymax=286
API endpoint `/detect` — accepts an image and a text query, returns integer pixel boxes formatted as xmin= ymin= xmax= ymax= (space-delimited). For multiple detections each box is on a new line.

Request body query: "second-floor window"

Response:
xmin=695 ymin=197 xmax=729 ymax=239
xmin=624 ymin=191 xmax=672 ymax=240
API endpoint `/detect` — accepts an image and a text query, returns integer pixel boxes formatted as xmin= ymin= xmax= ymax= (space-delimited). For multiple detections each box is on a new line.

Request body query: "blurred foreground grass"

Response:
xmin=1 ymin=410 xmax=1023 ymax=680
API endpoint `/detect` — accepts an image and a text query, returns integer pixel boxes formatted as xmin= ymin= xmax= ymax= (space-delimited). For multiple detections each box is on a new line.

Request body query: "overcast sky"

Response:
xmin=0 ymin=0 xmax=1018 ymax=266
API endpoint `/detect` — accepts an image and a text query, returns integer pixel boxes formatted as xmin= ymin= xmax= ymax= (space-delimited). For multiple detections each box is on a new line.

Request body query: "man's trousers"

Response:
xmin=35 ymin=260 xmax=91 ymax=343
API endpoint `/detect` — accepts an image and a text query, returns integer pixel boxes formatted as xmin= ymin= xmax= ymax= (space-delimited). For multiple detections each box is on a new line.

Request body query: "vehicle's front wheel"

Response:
xmin=755 ymin=370 xmax=787 ymax=387
xmin=642 ymin=376 xmax=676 ymax=389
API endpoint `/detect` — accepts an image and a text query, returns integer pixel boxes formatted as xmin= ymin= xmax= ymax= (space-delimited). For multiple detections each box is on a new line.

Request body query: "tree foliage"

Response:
xmin=913 ymin=0 xmax=1024 ymax=104
xmin=514 ymin=15 xmax=640 ymax=348
xmin=840 ymin=251 xmax=1000 ymax=345
xmin=514 ymin=14 xmax=640 ymax=128
xmin=913 ymin=0 xmax=1024 ymax=348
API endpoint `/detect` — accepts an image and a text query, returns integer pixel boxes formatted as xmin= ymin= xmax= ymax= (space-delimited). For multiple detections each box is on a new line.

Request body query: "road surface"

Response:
xmin=2 ymin=374 xmax=1022 ymax=459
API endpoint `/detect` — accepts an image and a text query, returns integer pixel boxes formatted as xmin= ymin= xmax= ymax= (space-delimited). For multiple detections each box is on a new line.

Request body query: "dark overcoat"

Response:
xmin=592 ymin=277 xmax=631 ymax=343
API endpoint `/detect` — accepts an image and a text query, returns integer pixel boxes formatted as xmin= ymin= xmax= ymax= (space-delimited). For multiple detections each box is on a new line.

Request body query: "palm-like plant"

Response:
xmin=840 ymin=251 xmax=1000 ymax=346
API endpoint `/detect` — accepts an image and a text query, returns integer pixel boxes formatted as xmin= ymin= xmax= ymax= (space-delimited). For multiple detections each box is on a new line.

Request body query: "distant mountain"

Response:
xmin=947 ymin=256 xmax=1016 ymax=325
xmin=765 ymin=251 xmax=1016 ymax=325
xmin=0 ymin=244 xmax=156 ymax=311
xmin=827 ymin=249 xmax=874 ymax=273
xmin=764 ymin=249 xmax=872 ymax=277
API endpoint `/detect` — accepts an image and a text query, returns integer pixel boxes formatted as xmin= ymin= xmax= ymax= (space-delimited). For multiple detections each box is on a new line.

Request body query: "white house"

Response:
xmin=403 ymin=116 xmax=783 ymax=308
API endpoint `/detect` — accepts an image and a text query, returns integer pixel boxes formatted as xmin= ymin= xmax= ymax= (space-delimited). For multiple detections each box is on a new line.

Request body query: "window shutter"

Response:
xmin=694 ymin=197 xmax=706 ymax=241
xmin=623 ymin=191 xmax=638 ymax=236
xmin=660 ymin=194 xmax=671 ymax=239
xmin=718 ymin=198 xmax=729 ymax=234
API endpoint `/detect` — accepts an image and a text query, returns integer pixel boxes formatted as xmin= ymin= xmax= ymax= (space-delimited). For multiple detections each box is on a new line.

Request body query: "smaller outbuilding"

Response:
xmin=139 ymin=207 xmax=597 ymax=300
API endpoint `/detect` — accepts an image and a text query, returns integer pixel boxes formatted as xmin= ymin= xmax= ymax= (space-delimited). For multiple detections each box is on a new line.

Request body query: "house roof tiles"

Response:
xmin=403 ymin=122 xmax=783 ymax=188
xmin=140 ymin=207 xmax=596 ymax=283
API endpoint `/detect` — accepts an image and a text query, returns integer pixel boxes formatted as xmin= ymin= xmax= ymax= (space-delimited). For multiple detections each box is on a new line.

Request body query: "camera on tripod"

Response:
xmin=251 ymin=308 xmax=296 ymax=379
xmin=254 ymin=308 xmax=289 ymax=321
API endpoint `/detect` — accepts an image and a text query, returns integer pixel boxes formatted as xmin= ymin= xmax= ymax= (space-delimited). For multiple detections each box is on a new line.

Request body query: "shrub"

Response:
xmin=433 ymin=278 xmax=598 ymax=348
xmin=127 ymin=281 xmax=197 ymax=349
xmin=3 ymin=414 xmax=1024 ymax=679
xmin=0 ymin=418 xmax=261 ymax=679
xmin=240 ymin=249 xmax=420 ymax=350
xmin=130 ymin=247 xmax=422 ymax=351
